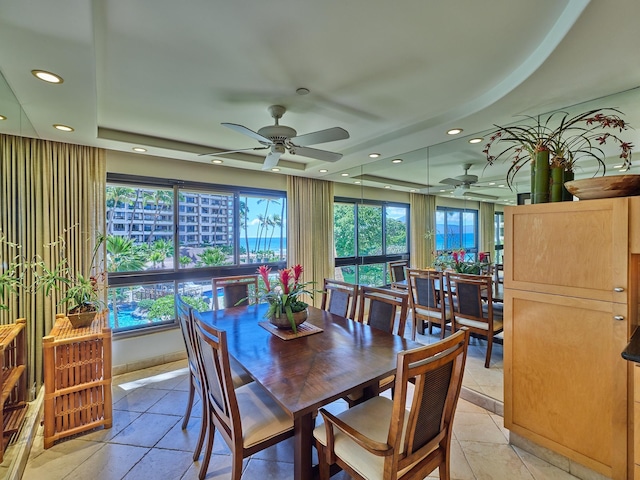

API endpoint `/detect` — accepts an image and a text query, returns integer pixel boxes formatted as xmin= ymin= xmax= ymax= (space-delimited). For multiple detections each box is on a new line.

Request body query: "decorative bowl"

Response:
xmin=564 ymin=175 xmax=640 ymax=200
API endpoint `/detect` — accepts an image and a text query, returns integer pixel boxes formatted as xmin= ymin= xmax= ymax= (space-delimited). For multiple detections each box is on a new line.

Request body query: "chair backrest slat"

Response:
xmin=357 ymin=285 xmax=408 ymax=336
xmin=388 ymin=260 xmax=408 ymax=283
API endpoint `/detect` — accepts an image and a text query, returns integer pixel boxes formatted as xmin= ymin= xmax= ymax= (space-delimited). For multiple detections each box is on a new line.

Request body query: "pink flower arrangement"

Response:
xmin=256 ymin=264 xmax=314 ymax=332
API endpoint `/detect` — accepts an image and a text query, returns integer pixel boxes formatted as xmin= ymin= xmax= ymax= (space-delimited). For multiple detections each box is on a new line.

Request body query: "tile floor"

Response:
xmin=19 ymin=330 xmax=581 ymax=480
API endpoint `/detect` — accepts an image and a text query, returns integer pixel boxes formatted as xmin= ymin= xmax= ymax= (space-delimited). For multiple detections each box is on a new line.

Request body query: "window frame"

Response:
xmin=435 ymin=206 xmax=479 ymax=258
xmin=333 ymin=197 xmax=410 ymax=286
xmin=106 ymin=173 xmax=287 ymax=336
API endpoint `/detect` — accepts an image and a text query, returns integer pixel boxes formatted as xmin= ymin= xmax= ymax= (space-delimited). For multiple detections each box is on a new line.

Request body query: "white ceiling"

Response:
xmin=1 ymin=0 xmax=640 ymax=204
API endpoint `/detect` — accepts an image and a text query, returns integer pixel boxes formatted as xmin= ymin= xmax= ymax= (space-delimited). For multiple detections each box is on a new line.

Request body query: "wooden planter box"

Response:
xmin=0 ymin=319 xmax=27 ymax=461
xmin=43 ymin=313 xmax=112 ymax=448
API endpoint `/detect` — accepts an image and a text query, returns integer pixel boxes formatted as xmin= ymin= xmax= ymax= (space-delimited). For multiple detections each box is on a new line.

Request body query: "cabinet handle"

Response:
xmin=613 ymin=315 xmax=625 ymax=321
xmin=614 ymin=287 xmax=625 ymax=292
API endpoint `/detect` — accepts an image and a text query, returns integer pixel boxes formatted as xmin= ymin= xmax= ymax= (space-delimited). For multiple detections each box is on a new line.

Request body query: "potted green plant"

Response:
xmin=35 ymin=232 xmax=106 ymax=328
xmin=0 ymin=233 xmax=24 ymax=312
xmin=484 ymin=108 xmax=634 ymax=203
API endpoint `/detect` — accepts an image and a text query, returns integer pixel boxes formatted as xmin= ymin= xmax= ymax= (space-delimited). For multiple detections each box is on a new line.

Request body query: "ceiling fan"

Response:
xmin=205 ymin=105 xmax=349 ymax=170
xmin=440 ymin=163 xmax=498 ymax=200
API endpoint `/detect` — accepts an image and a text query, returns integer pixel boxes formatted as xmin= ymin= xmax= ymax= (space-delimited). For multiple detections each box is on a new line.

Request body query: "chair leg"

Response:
xmin=182 ymin=375 xmax=196 ymax=429
xmin=440 ymin=321 xmax=446 ymax=339
xmin=428 ymin=321 xmax=433 ymax=335
xmin=231 ymin=453 xmax=243 ymax=480
xmin=193 ymin=394 xmax=208 ymax=461
xmin=198 ymin=418 xmax=215 ymax=480
xmin=316 ymin=443 xmax=331 ymax=480
xmin=484 ymin=335 xmax=493 ymax=368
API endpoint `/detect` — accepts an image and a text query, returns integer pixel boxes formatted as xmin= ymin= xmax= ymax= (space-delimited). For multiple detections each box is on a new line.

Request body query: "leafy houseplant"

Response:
xmin=0 ymin=234 xmax=24 ymax=312
xmin=451 ymin=250 xmax=489 ymax=275
xmin=36 ymin=232 xmax=107 ymax=327
xmin=484 ymin=108 xmax=634 ymax=203
xmin=256 ymin=264 xmax=314 ymax=333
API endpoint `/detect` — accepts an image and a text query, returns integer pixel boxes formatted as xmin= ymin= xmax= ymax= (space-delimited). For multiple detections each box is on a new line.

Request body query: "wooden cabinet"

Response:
xmin=504 ymin=198 xmax=634 ymax=479
xmin=43 ymin=313 xmax=112 ymax=448
xmin=0 ymin=318 xmax=27 ymax=462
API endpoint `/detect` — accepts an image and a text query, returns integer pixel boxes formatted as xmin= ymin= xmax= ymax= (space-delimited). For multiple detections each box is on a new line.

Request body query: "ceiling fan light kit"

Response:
xmin=210 ymin=104 xmax=349 ymax=170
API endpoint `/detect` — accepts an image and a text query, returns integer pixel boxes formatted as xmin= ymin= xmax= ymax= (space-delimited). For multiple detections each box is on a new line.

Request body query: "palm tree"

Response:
xmin=127 ymin=188 xmax=145 ymax=239
xmin=152 ymin=239 xmax=173 ymax=268
xmin=106 ymin=187 xmax=134 ymax=235
xmin=196 ymin=247 xmax=226 ymax=266
xmin=267 ymin=214 xmax=281 ymax=251
xmin=146 ymin=190 xmax=173 ymax=244
xmin=105 ymin=235 xmax=146 ymax=272
xmin=239 ymin=199 xmax=251 ymax=263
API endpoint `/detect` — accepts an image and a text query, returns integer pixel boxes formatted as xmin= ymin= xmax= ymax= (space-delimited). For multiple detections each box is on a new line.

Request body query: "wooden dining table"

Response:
xmin=199 ymin=303 xmax=422 ymax=480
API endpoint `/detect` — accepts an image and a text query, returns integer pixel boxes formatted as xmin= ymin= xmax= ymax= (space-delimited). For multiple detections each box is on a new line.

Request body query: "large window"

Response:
xmin=333 ymin=199 xmax=409 ymax=286
xmin=435 ymin=207 xmax=478 ymax=260
xmin=494 ymin=211 xmax=505 ymax=264
xmin=106 ymin=175 xmax=286 ymax=334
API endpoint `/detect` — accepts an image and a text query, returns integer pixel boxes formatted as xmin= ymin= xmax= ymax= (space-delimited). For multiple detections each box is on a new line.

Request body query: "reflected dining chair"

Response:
xmin=314 ymin=328 xmax=470 ymax=480
xmin=192 ymin=311 xmax=294 ymax=480
xmin=445 ymin=272 xmax=503 ymax=368
xmin=212 ymin=274 xmax=259 ymax=310
xmin=406 ymin=268 xmax=451 ymax=341
xmin=320 ymin=278 xmax=359 ymax=319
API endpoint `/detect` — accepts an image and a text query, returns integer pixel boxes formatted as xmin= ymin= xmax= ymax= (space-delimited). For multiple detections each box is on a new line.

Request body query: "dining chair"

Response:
xmin=314 ymin=328 xmax=470 ymax=480
xmin=347 ymin=286 xmax=409 ymax=405
xmin=320 ymin=278 xmax=359 ymax=319
xmin=356 ymin=285 xmax=409 ymax=336
xmin=406 ymin=268 xmax=451 ymax=340
xmin=493 ymin=263 xmax=504 ymax=285
xmin=388 ymin=259 xmax=409 ymax=286
xmin=192 ymin=311 xmax=294 ymax=480
xmin=176 ymin=298 xmax=253 ymax=464
xmin=445 ymin=272 xmax=503 ymax=368
xmin=212 ymin=274 xmax=259 ymax=310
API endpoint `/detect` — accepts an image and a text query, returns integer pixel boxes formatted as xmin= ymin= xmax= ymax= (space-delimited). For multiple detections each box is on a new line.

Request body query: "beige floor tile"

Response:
xmin=181 ymin=454 xmax=246 ymax=480
xmin=460 ymin=441 xmax=535 ymax=480
xmin=146 ymin=389 xmax=192 ymax=416
xmin=110 ymin=412 xmax=180 ymax=448
xmin=514 ymin=447 xmax=580 ymax=479
xmin=22 ymin=439 xmax=104 ymax=480
xmin=155 ymin=416 xmax=205 ymax=453
xmin=113 ymin=387 xmax=171 ymax=413
xmin=61 ymin=443 xmax=149 ymax=480
xmin=122 ymin=447 xmax=194 ymax=479
xmin=453 ymin=411 xmax=509 ymax=445
xmin=78 ymin=409 xmax=142 ymax=443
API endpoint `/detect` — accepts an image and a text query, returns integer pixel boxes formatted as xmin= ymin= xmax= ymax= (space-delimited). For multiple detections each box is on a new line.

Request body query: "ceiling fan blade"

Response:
xmin=291 ymin=146 xmax=343 ymax=162
xmin=291 ymin=127 xmax=349 ymax=146
xmin=198 ymin=146 xmax=269 ymax=157
xmin=262 ymin=150 xmax=283 ymax=170
xmin=222 ymin=123 xmax=273 ymax=144
xmin=440 ymin=178 xmax=463 ymax=186
xmin=463 ymin=191 xmax=499 ymax=200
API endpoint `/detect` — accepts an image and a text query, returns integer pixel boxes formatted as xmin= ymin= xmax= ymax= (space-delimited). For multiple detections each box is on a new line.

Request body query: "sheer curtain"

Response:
xmin=479 ymin=201 xmax=495 ymax=260
xmin=410 ymin=193 xmax=436 ymax=268
xmin=286 ymin=176 xmax=334 ymax=307
xmin=0 ymin=134 xmax=106 ymax=393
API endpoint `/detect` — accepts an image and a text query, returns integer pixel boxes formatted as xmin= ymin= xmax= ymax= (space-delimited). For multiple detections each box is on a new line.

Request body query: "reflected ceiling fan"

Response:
xmin=204 ymin=105 xmax=349 ymax=170
xmin=439 ymin=163 xmax=498 ymax=200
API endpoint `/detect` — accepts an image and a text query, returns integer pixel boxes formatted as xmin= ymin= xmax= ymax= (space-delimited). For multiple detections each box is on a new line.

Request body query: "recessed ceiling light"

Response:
xmin=384 ymin=185 xmax=391 ymax=189
xmin=341 ymin=173 xmax=349 ymax=177
xmin=613 ymin=164 xmax=623 ymax=168
xmin=469 ymin=137 xmax=483 ymax=144
xmin=368 ymin=153 xmax=380 ymax=158
xmin=354 ymin=181 xmax=361 ymax=184
xmin=211 ymin=159 xmax=223 ymax=164
xmin=391 ymin=158 xmax=403 ymax=164
xmin=31 ymin=70 xmax=63 ymax=84
xmin=410 ymin=189 xmax=416 ymax=192
xmin=0 ymin=115 xmax=6 ymax=121
xmin=489 ymin=182 xmax=496 ymax=186
xmin=447 ymin=128 xmax=463 ymax=135
xmin=498 ymin=184 xmax=505 ymax=188
xmin=271 ymin=168 xmax=280 ymax=172
xmin=439 ymin=189 xmax=446 ymax=192
xmin=53 ymin=124 xmax=74 ymax=132
xmin=132 ymin=147 xmax=147 ymax=153
xmin=319 ymin=169 xmax=328 ymax=173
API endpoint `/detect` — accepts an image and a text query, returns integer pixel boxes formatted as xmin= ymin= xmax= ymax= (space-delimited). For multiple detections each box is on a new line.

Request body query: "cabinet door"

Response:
xmin=504 ymin=198 xmax=628 ymax=304
xmin=504 ymin=289 xmax=628 ymax=478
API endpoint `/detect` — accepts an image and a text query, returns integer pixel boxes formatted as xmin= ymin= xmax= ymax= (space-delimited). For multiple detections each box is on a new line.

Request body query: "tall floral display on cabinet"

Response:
xmin=484 ymin=108 xmax=633 ymax=203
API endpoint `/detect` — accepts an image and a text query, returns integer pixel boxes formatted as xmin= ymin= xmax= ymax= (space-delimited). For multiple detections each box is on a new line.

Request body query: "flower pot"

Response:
xmin=269 ymin=308 xmax=307 ymax=330
xmin=532 ymin=150 xmax=550 ymax=204
xmin=67 ymin=310 xmax=97 ymax=328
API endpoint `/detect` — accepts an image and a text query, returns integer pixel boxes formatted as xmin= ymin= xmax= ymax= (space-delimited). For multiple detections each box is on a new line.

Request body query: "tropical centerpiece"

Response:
xmin=256 ymin=264 xmax=313 ymax=333
xmin=434 ymin=250 xmax=489 ymax=274
xmin=484 ymin=108 xmax=634 ymax=203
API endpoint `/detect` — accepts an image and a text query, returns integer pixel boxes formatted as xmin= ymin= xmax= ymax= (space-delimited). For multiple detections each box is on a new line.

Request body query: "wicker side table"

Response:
xmin=0 ymin=318 xmax=27 ymax=461
xmin=43 ymin=312 xmax=112 ymax=448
